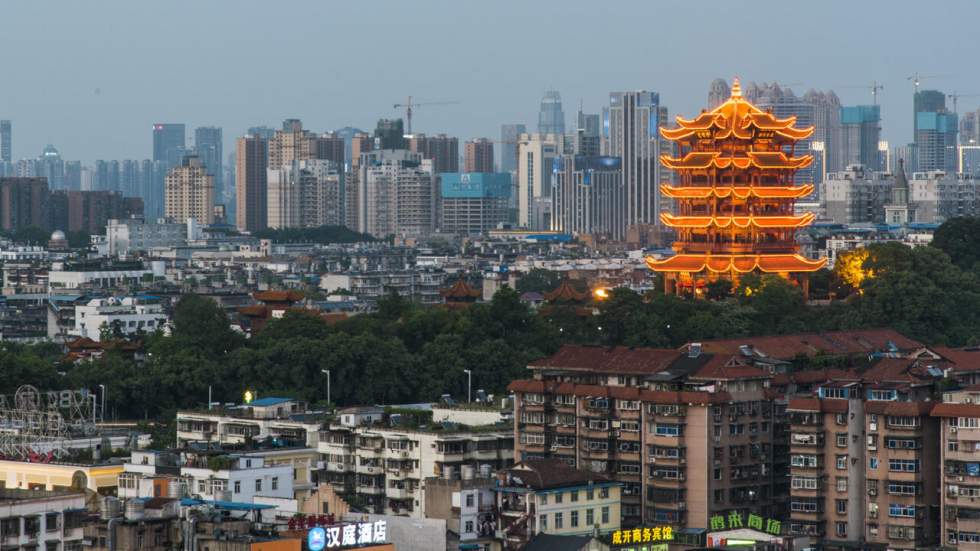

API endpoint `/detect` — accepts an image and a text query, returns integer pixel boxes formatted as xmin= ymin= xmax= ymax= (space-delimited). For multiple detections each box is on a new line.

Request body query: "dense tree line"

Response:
xmin=6 ymin=217 xmax=980 ymax=421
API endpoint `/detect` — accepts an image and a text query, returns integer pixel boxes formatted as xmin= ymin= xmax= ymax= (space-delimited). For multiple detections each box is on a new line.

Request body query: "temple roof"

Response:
xmin=661 ymin=78 xmax=814 ymax=142
xmin=660 ymin=212 xmax=816 ymax=229
xmin=659 ymin=151 xmax=813 ymax=170
xmin=646 ymin=253 xmax=827 ymax=273
xmin=440 ymin=278 xmax=481 ymax=300
xmin=659 ymin=184 xmax=814 ymax=199
xmin=543 ymin=279 xmax=589 ymax=302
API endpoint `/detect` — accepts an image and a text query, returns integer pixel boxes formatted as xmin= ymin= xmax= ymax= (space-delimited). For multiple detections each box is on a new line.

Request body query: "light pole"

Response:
xmin=320 ymin=369 xmax=331 ymax=407
xmin=463 ymin=369 xmax=472 ymax=403
xmin=98 ymin=384 xmax=106 ymax=422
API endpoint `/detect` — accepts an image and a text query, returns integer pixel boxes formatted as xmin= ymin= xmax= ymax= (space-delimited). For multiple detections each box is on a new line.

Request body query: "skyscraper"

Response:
xmin=573 ymin=111 xmax=601 ymax=156
xmin=0 ymin=120 xmax=10 ymax=163
xmin=439 ymin=172 xmax=511 ymax=234
xmin=707 ymin=78 xmax=730 ymax=109
xmin=464 ymin=139 xmax=494 ymax=173
xmin=165 ymin=155 xmax=214 ymax=225
xmin=409 ymin=134 xmax=459 ymax=174
xmin=537 ymin=90 xmax=565 ymax=135
xmin=605 ymin=91 xmax=663 ymax=226
xmin=0 ymin=177 xmax=49 ymax=231
xmin=267 ymin=159 xmax=344 ymax=229
xmin=745 ymin=83 xmax=818 ymax=185
xmin=516 ymin=133 xmax=561 ymax=229
xmin=914 ymin=90 xmax=957 ymax=172
xmin=194 ymin=127 xmax=223 ymax=204
xmin=152 ymin=123 xmax=186 ymax=168
xmin=499 ymin=124 xmax=526 ymax=173
xmin=806 ymin=89 xmax=842 ymax=175
xmin=357 ymin=150 xmax=433 ymax=238
xmin=374 ymin=119 xmax=406 ymax=150
xmin=552 ymin=155 xmax=624 ymax=239
xmin=235 ymin=134 xmax=268 ymax=232
xmin=839 ymin=105 xmax=882 ymax=170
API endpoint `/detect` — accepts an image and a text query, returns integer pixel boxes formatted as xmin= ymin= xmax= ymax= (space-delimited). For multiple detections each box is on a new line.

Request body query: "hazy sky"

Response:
xmin=2 ymin=0 xmax=979 ymax=164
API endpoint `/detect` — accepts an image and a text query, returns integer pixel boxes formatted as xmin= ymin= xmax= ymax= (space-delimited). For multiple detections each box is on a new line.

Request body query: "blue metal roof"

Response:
xmin=180 ymin=498 xmax=275 ymax=511
xmin=249 ymin=397 xmax=293 ymax=407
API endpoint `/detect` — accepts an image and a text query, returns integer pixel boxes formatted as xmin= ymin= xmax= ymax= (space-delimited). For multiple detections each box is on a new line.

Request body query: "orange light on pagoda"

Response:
xmin=647 ymin=77 xmax=827 ymax=296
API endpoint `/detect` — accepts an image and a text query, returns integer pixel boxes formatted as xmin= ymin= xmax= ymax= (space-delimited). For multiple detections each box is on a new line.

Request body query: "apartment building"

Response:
xmin=934 ymin=387 xmax=980 ymax=549
xmin=787 ymin=359 xmax=943 ymax=550
xmin=0 ymin=489 xmax=87 ymax=551
xmin=72 ymin=296 xmax=168 ymax=341
xmin=176 ymin=397 xmax=322 ymax=447
xmin=318 ymin=412 xmax=513 ymax=519
xmin=495 ymin=459 xmax=621 ymax=550
xmin=508 ymin=344 xmax=782 ymax=530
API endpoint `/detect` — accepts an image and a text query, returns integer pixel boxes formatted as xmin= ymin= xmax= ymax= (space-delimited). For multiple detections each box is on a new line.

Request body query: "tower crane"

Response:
xmin=841 ymin=81 xmax=885 ymax=105
xmin=392 ymin=96 xmax=460 ymax=134
xmin=948 ymin=92 xmax=980 ymax=114
xmin=907 ymin=73 xmax=955 ymax=93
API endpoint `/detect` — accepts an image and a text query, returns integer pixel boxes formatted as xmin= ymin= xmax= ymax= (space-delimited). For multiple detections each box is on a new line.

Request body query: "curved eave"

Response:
xmin=659 ymin=184 xmax=815 ymax=199
xmin=660 ymin=152 xmax=813 ymax=170
xmin=646 ymin=254 xmax=827 ymax=273
xmin=660 ymin=212 xmax=816 ymax=229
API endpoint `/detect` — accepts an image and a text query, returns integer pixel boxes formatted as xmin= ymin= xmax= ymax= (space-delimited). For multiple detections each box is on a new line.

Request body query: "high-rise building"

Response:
xmin=0 ymin=177 xmax=49 ymax=231
xmin=839 ymin=105 xmax=882 ymax=171
xmin=165 ymin=155 xmax=214 ymax=225
xmin=806 ymin=90 xmax=842 ymax=176
xmin=194 ymin=127 xmax=223 ymax=204
xmin=604 ymin=91 xmax=663 ymax=227
xmin=357 ymin=150 xmax=433 ymax=238
xmin=346 ymin=133 xmax=375 ymax=231
xmin=35 ymin=145 xmax=66 ymax=189
xmin=463 ymin=139 xmax=494 ymax=173
xmin=913 ymin=90 xmax=957 ymax=172
xmin=316 ymin=132 xmax=345 ymax=166
xmin=517 ymin=133 xmax=562 ymax=229
xmin=500 ymin=124 xmax=526 ymax=173
xmin=745 ymin=83 xmax=819 ymax=185
xmin=409 ymin=134 xmax=459 ymax=174
xmin=374 ymin=119 xmax=406 ymax=150
xmin=235 ymin=134 xmax=268 ymax=232
xmin=0 ymin=120 xmax=10 ymax=162
xmin=552 ymin=155 xmax=625 ymax=240
xmin=574 ymin=111 xmax=601 ymax=156
xmin=267 ymin=159 xmax=344 ymax=229
xmin=439 ymin=172 xmax=511 ymax=234
xmin=269 ymin=119 xmax=325 ymax=168
xmin=960 ymin=110 xmax=980 ymax=146
xmin=708 ymin=78 xmax=731 ymax=109
xmin=537 ymin=90 xmax=565 ymax=135
xmin=822 ymin=165 xmax=893 ymax=225
xmin=246 ymin=126 xmax=276 ymax=140
xmin=152 ymin=123 xmax=186 ymax=168
xmin=649 ymin=79 xmax=826 ymax=294
xmin=49 ymin=190 xmax=144 ymax=234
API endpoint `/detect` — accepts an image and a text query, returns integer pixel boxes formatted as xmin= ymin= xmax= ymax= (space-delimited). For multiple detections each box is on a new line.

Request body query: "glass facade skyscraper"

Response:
xmin=537 ymin=90 xmax=565 ymax=136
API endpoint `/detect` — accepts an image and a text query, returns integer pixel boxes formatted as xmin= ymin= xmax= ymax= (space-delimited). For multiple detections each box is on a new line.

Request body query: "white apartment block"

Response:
xmin=164 ymin=156 xmax=215 ymax=225
xmin=72 ymin=296 xmax=168 ymax=341
xmin=267 ymin=159 xmax=344 ymax=229
xmin=176 ymin=397 xmax=321 ymax=448
xmin=0 ymin=489 xmax=87 ymax=551
xmin=357 ymin=150 xmax=434 ymax=238
xmin=517 ymin=133 xmax=561 ymax=229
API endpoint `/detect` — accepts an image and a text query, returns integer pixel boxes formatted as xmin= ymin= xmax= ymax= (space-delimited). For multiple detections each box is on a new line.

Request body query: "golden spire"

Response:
xmin=731 ymin=77 xmax=742 ymax=98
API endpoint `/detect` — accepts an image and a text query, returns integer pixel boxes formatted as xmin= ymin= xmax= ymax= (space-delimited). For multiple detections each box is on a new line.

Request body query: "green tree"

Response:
xmin=932 ymin=217 xmax=980 ymax=270
xmin=515 ymin=269 xmax=562 ymax=294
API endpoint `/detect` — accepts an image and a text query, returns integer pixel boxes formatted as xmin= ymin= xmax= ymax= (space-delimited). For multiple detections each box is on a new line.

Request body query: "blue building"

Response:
xmin=439 ymin=172 xmax=512 ymax=235
xmin=840 ymin=105 xmax=882 ymax=170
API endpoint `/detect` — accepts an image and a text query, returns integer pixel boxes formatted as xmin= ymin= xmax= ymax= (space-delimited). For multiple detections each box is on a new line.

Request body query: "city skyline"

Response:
xmin=2 ymin=0 xmax=980 ymax=164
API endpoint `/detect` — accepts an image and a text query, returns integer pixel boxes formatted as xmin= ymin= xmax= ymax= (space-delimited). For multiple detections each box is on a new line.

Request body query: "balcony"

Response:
xmin=357 ymin=485 xmax=385 ymax=496
xmin=386 ymin=486 xmax=415 ymax=500
xmin=355 ymin=463 xmax=383 ymax=476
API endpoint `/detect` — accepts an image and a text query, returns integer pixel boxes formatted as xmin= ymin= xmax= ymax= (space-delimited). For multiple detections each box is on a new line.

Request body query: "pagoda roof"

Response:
xmin=543 ymin=279 xmax=589 ymax=302
xmin=659 ymin=151 xmax=813 ymax=170
xmin=661 ymin=78 xmax=814 ymax=142
xmin=660 ymin=184 xmax=814 ymax=199
xmin=660 ymin=212 xmax=816 ymax=229
xmin=646 ymin=253 xmax=827 ymax=273
xmin=440 ymin=278 xmax=481 ymax=300
xmin=253 ymin=290 xmax=304 ymax=303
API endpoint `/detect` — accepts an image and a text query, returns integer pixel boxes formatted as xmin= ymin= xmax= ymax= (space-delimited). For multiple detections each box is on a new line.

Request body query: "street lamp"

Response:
xmin=463 ymin=369 xmax=472 ymax=403
xmin=98 ymin=384 xmax=106 ymax=422
xmin=320 ymin=369 xmax=331 ymax=408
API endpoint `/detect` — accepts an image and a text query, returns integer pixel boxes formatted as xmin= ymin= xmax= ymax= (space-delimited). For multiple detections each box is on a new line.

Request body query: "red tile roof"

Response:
xmin=253 ymin=290 xmax=304 ymax=303
xmin=527 ymin=345 xmax=681 ymax=374
xmin=689 ymin=355 xmax=768 ymax=380
xmin=932 ymin=402 xmax=980 ymax=417
xmin=543 ymin=279 xmax=589 ymax=303
xmin=506 ymin=379 xmax=730 ymax=405
xmin=509 ymin=459 xmax=610 ymax=489
xmin=440 ymin=279 xmax=481 ymax=300
xmin=787 ymin=397 xmax=848 ymax=413
xmin=935 ymin=347 xmax=980 ymax=373
xmin=701 ymin=329 xmax=922 ymax=359
xmin=864 ymin=401 xmax=935 ymax=416
xmin=790 ymin=368 xmax=859 ymax=385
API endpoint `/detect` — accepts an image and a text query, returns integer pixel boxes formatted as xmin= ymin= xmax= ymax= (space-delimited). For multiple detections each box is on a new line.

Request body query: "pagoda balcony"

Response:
xmin=668 ymin=242 xmax=799 ymax=255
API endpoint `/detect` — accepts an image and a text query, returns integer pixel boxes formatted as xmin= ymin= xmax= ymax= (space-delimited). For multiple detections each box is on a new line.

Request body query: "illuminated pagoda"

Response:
xmin=647 ymin=78 xmax=826 ymax=295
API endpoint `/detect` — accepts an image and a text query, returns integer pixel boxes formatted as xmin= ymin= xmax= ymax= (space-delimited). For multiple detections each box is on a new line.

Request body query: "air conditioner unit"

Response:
xmin=952 ymin=427 xmax=959 ymax=434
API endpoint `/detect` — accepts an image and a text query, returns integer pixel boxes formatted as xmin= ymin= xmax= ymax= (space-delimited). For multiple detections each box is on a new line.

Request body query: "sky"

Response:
xmin=2 ymin=0 xmax=979 ymax=164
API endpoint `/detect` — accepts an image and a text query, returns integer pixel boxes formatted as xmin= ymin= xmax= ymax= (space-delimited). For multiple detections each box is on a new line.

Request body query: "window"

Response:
xmin=524 ymin=393 xmax=544 ymax=404
xmin=836 ymin=522 xmax=847 ymax=537
xmin=869 ymin=457 xmax=879 ymax=469
xmin=234 ymin=481 xmax=241 ymax=494
xmin=570 ymin=491 xmax=579 ymax=502
xmin=466 ymin=494 xmax=474 ymax=507
xmin=955 ymin=417 xmax=980 ymax=428
xmin=587 ymin=509 xmax=594 ymax=526
xmin=539 ymin=494 xmax=547 ymax=506
xmin=889 ymin=503 xmax=916 ymax=518
xmin=888 ymin=482 xmax=917 ymax=496
xmin=791 ymin=500 xmax=819 ymax=512
xmin=836 ymin=500 xmax=847 ymax=514
xmin=599 ymin=488 xmax=609 ymax=499
xmin=886 ymin=415 xmax=920 ymax=428
xmin=554 ymin=512 xmax=563 ymax=529
xmin=617 ymin=400 xmax=640 ymax=410
xmin=555 ymin=394 xmax=575 ymax=406
xmin=869 ymin=389 xmax=896 ymax=401
xmin=571 ymin=510 xmax=579 ymax=528
xmin=836 ymin=433 xmax=848 ymax=447
xmin=836 ymin=455 xmax=848 ymax=470
xmin=868 ymin=479 xmax=879 ymax=495
xmin=555 ymin=492 xmax=563 ymax=504
xmin=601 ymin=506 xmax=609 ymax=524
xmin=464 ymin=520 xmax=473 ymax=533
xmin=822 ymin=387 xmax=849 ymax=399
xmin=714 ymin=468 xmax=722 ymax=480
xmin=888 ymin=459 xmax=919 ymax=473
xmin=837 ymin=477 xmax=848 ymax=492
xmin=791 ymin=455 xmax=818 ymax=468
xmin=729 ymin=424 xmax=744 ymax=436
xmin=619 ymin=463 xmax=641 ymax=474
xmin=588 ymin=419 xmax=609 ymax=431
xmin=521 ymin=412 xmax=545 ymax=424
xmin=654 ymin=424 xmax=681 ymax=437
xmin=950 ymin=440 xmax=960 ymax=452
xmin=539 ymin=514 xmax=547 ymax=531
xmin=620 ymin=421 xmax=640 ymax=432
xmin=520 ymin=433 xmax=545 ymax=445
xmin=255 ymin=479 xmax=262 ymax=492
xmin=199 ymin=480 xmax=206 ymax=493
xmin=835 ymin=413 xmax=847 ymax=425
xmin=272 ymin=477 xmax=278 ymax=491
xmin=587 ymin=489 xmax=594 ymax=500
xmin=792 ymin=477 xmax=818 ymax=490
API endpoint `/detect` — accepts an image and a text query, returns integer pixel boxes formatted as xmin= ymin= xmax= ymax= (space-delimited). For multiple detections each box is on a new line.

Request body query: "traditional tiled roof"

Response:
xmin=253 ymin=290 xmax=304 ymax=303
xmin=440 ymin=279 xmax=481 ymax=300
xmin=506 ymin=379 xmax=731 ymax=405
xmin=787 ymin=397 xmax=848 ymax=413
xmin=689 ymin=354 xmax=768 ymax=380
xmin=508 ymin=459 xmax=610 ymax=490
xmin=790 ymin=368 xmax=859 ymax=385
xmin=864 ymin=401 xmax=935 ymax=416
xmin=932 ymin=402 xmax=980 ymax=418
xmin=527 ymin=345 xmax=680 ymax=374
xmin=647 ymin=253 xmax=826 ymax=273
xmin=543 ymin=279 xmax=589 ymax=303
xmin=935 ymin=347 xmax=980 ymax=373
xmin=699 ymin=329 xmax=922 ymax=360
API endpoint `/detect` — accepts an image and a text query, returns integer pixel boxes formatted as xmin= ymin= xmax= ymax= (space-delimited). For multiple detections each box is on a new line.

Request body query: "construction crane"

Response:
xmin=948 ymin=92 xmax=980 ymax=114
xmin=392 ymin=96 xmax=460 ymax=134
xmin=841 ymin=81 xmax=885 ymax=105
xmin=907 ymin=73 xmax=955 ymax=94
